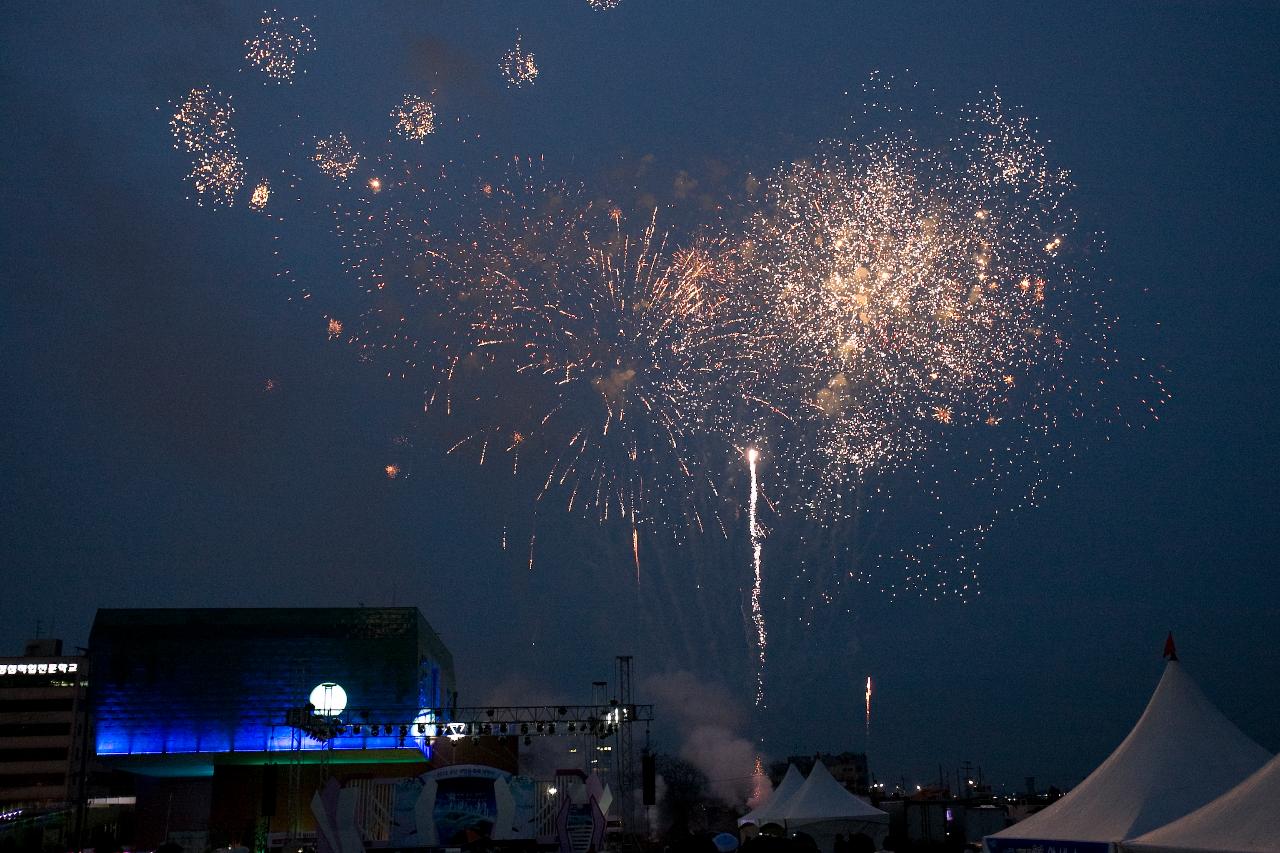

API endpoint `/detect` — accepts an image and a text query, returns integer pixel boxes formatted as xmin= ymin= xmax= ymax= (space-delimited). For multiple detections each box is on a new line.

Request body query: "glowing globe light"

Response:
xmin=309 ymin=682 xmax=347 ymax=717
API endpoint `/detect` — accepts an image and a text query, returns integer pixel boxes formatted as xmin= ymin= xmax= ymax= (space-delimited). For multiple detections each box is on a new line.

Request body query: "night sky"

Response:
xmin=3 ymin=2 xmax=1278 ymax=795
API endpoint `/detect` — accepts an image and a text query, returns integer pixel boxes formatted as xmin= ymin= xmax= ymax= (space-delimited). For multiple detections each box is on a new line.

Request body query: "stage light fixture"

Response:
xmin=499 ymin=723 xmax=509 ymax=734
xmin=521 ymin=723 xmax=529 ymax=735
xmin=417 ymin=723 xmax=426 ymax=735
xmin=524 ymin=736 xmax=532 ymax=746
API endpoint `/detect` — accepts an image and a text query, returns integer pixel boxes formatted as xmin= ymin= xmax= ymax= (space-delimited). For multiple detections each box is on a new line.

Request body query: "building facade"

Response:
xmin=0 ymin=639 xmax=89 ymax=811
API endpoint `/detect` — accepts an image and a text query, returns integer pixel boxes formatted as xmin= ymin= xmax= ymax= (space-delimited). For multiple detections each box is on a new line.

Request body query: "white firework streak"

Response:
xmin=748 ymin=448 xmax=767 ymax=707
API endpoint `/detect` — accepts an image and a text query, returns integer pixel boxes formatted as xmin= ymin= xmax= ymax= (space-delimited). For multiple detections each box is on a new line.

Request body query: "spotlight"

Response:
xmin=568 ymin=723 xmax=576 ymax=733
xmin=499 ymin=723 xmax=509 ymax=734
xmin=524 ymin=736 xmax=532 ymax=746
xmin=536 ymin=722 xmax=545 ymax=733
xmin=353 ymin=725 xmax=362 ymax=735
xmin=548 ymin=722 xmax=556 ymax=735
xmin=417 ymin=723 xmax=426 ymax=735
xmin=557 ymin=706 xmax=567 ymax=716
xmin=521 ymin=723 xmax=529 ymax=735
xmin=481 ymin=724 xmax=491 ymax=735
xmin=399 ymin=725 xmax=409 ymax=737
xmin=486 ymin=708 xmax=495 ymax=718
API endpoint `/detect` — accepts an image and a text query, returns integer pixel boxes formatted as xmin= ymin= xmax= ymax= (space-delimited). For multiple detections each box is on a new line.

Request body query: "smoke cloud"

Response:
xmin=643 ymin=671 xmax=771 ymax=809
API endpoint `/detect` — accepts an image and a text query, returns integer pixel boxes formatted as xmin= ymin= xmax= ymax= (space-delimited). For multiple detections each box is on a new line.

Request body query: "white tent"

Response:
xmin=985 ymin=660 xmax=1272 ymax=853
xmin=778 ymin=760 xmax=888 ymax=850
xmin=1123 ymin=751 xmax=1280 ymax=853
xmin=738 ymin=763 xmax=805 ymax=827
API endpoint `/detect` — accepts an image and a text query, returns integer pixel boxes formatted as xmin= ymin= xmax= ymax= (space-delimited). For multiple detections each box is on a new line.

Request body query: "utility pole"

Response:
xmin=615 ymin=656 xmax=634 ymax=833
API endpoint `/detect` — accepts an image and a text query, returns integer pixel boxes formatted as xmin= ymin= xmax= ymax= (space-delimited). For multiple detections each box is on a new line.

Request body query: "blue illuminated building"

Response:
xmin=88 ymin=608 xmax=455 ymax=768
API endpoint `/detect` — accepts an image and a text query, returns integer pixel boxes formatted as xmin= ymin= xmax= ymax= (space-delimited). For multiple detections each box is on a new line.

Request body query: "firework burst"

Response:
xmin=392 ymin=94 xmax=437 ymax=142
xmin=499 ymin=34 xmax=539 ymax=87
xmin=744 ymin=95 xmax=1076 ymax=504
xmin=168 ymin=86 xmax=245 ymax=207
xmin=443 ymin=188 xmax=742 ymax=537
xmin=243 ymin=11 xmax=316 ymax=83
xmin=313 ymin=133 xmax=361 ymax=181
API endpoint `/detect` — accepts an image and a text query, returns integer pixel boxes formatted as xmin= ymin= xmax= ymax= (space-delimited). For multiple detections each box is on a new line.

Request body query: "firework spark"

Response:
xmin=243 ymin=11 xmax=315 ymax=83
xmin=248 ymin=179 xmax=270 ymax=211
xmin=391 ymin=94 xmax=437 ymax=142
xmin=499 ymin=34 xmax=539 ymax=87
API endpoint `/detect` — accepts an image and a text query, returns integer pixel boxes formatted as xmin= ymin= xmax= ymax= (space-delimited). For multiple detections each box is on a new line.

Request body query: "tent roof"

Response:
xmin=990 ymin=661 xmax=1271 ymax=845
xmin=1125 ymin=751 xmax=1280 ymax=853
xmin=780 ymin=760 xmax=887 ymax=825
xmin=738 ymin=764 xmax=805 ymax=826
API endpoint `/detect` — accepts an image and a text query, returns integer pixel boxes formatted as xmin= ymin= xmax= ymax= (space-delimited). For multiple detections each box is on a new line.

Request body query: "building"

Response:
xmin=0 ymin=638 xmax=101 ymax=851
xmin=0 ymin=638 xmax=89 ymax=811
xmin=88 ymin=607 xmax=458 ymax=850
xmin=772 ymin=752 xmax=871 ymax=795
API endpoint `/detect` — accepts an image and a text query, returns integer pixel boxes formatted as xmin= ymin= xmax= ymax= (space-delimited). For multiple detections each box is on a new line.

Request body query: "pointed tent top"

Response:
xmin=780 ymin=759 xmax=887 ymax=824
xmin=989 ymin=659 xmax=1270 ymax=845
xmin=1163 ymin=632 xmax=1178 ymax=662
xmin=1127 ymin=752 xmax=1280 ymax=852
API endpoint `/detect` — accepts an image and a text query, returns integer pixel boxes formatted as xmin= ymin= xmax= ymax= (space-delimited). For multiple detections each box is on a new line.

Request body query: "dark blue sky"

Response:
xmin=2 ymin=2 xmax=1278 ymax=791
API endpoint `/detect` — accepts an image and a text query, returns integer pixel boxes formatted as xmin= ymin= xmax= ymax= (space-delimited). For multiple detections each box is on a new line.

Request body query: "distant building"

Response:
xmin=0 ymin=638 xmax=89 ymax=810
xmin=772 ymin=752 xmax=870 ymax=794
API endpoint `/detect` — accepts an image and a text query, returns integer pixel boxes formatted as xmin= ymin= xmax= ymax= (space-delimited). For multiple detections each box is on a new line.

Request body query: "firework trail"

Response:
xmin=747 ymin=447 xmax=767 ymax=707
xmin=865 ymin=675 xmax=872 ymax=742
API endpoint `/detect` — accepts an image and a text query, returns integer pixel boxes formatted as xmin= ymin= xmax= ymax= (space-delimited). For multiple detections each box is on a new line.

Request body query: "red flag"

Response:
xmin=1163 ymin=631 xmax=1178 ymax=661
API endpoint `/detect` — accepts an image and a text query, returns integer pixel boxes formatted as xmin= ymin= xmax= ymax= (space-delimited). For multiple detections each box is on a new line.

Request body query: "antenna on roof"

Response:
xmin=1163 ymin=631 xmax=1178 ymax=662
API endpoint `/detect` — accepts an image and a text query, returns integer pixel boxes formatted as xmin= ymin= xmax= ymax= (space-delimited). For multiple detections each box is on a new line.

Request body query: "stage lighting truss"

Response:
xmin=279 ymin=704 xmax=652 ymax=744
